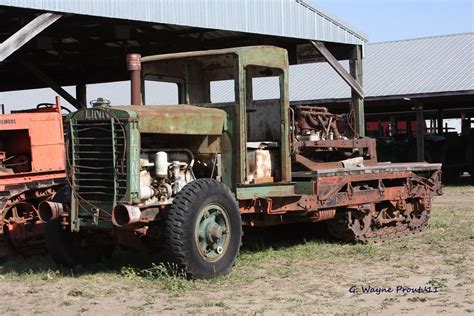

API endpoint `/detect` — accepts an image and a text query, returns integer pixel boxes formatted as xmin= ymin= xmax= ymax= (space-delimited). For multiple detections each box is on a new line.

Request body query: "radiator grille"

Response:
xmin=71 ymin=119 xmax=127 ymax=208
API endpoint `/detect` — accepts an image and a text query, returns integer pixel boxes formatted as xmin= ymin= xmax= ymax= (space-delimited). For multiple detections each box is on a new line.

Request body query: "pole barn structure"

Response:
xmin=287 ymin=33 xmax=474 ymax=179
xmin=0 ymin=0 xmax=368 ymax=133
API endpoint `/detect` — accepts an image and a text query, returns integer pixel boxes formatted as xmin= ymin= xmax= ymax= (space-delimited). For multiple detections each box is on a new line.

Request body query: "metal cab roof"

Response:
xmin=143 ymin=46 xmax=289 ymax=70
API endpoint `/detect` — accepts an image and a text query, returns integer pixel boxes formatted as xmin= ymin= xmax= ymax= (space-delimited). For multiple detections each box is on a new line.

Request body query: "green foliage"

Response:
xmin=427 ymin=278 xmax=447 ymax=288
xmin=194 ymin=300 xmax=228 ymax=308
xmin=407 ymin=297 xmax=428 ymax=303
xmin=67 ymin=288 xmax=95 ymax=299
xmin=120 ymin=263 xmax=194 ymax=294
xmin=61 ymin=300 xmax=73 ymax=307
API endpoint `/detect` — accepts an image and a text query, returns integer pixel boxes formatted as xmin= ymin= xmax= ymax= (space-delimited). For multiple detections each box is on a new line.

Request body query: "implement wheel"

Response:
xmin=164 ymin=179 xmax=242 ymax=279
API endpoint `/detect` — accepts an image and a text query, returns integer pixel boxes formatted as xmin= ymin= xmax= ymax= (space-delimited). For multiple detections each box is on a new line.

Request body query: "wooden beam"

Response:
xmin=310 ymin=41 xmax=364 ymax=98
xmin=437 ymin=109 xmax=443 ymax=135
xmin=76 ymin=84 xmax=87 ymax=108
xmin=0 ymin=13 xmax=62 ymax=62
xmin=350 ymin=45 xmax=365 ymax=136
xmin=20 ymin=60 xmax=83 ymax=109
xmin=415 ymin=103 xmax=425 ymax=162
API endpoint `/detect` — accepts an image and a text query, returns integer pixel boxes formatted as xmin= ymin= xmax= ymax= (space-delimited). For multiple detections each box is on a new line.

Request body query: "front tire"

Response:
xmin=164 ymin=179 xmax=242 ymax=279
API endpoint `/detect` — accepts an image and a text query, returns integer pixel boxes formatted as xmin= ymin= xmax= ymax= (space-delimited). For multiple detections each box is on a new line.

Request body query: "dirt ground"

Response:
xmin=0 ymin=186 xmax=472 ymax=315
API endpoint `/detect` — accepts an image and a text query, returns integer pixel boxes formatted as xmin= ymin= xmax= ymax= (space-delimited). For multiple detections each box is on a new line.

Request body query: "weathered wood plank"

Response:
xmin=310 ymin=40 xmax=364 ymax=98
xmin=0 ymin=13 xmax=62 ymax=62
xmin=350 ymin=45 xmax=365 ymax=136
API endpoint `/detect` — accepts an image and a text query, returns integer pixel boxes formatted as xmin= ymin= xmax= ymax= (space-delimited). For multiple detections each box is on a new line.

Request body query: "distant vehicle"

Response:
xmin=0 ymin=98 xmax=66 ymax=257
xmin=367 ymin=118 xmax=474 ymax=181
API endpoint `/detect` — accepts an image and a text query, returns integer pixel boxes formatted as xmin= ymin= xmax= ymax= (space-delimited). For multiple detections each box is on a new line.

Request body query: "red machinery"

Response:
xmin=0 ymin=97 xmax=66 ymax=257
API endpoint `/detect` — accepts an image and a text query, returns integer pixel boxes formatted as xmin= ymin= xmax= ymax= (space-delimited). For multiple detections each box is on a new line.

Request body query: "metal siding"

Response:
xmin=0 ymin=0 xmax=366 ymax=45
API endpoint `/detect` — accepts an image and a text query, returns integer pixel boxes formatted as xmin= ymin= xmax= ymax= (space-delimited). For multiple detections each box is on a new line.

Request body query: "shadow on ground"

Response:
xmin=0 ymin=221 xmax=336 ymax=277
xmin=442 ymin=173 xmax=473 ymax=185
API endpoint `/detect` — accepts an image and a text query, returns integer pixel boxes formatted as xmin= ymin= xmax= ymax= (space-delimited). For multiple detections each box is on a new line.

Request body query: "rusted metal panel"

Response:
xmin=294 ymin=181 xmax=314 ymax=195
xmin=114 ymin=105 xmax=226 ymax=135
xmin=314 ymin=162 xmax=443 ymax=177
xmin=239 ymin=167 xmax=441 ymax=224
xmin=0 ymin=100 xmax=66 ymax=257
xmin=127 ymin=54 xmax=142 ymax=106
xmin=236 ymin=183 xmax=296 ymax=200
xmin=0 ymin=105 xmax=66 ymax=187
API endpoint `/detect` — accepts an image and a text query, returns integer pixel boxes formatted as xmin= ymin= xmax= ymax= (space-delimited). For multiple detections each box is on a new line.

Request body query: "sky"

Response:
xmin=0 ymin=0 xmax=473 ymax=113
xmin=314 ymin=0 xmax=473 ymax=42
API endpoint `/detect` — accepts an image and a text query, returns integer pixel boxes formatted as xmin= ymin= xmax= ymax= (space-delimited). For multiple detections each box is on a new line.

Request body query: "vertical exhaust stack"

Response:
xmin=127 ymin=53 xmax=142 ymax=106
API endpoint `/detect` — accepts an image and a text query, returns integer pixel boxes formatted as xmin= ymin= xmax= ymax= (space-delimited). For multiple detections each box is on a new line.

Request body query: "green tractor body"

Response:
xmin=43 ymin=46 xmax=442 ymax=279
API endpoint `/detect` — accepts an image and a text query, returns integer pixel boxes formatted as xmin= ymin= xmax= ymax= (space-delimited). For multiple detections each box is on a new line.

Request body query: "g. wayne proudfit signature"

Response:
xmin=349 ymin=285 xmax=440 ymax=295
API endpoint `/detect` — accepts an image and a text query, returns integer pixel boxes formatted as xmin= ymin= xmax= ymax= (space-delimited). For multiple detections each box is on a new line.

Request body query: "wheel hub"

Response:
xmin=195 ymin=204 xmax=230 ymax=262
xmin=207 ymin=223 xmax=222 ymax=242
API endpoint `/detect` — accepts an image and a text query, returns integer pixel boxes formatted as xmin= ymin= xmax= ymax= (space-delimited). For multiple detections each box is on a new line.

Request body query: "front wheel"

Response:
xmin=164 ymin=179 xmax=242 ymax=279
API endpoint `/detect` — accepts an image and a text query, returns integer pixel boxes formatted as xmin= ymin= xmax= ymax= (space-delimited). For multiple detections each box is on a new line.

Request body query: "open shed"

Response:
xmin=0 ymin=0 xmax=368 ymax=134
xmin=286 ymin=33 xmax=474 ymax=175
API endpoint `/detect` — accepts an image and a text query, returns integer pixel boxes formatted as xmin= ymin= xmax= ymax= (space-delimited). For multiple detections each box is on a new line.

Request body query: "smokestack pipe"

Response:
xmin=127 ymin=54 xmax=142 ymax=105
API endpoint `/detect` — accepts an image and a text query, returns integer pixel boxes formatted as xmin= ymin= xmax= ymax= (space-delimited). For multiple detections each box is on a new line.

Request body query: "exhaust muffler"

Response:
xmin=112 ymin=204 xmax=141 ymax=227
xmin=38 ymin=201 xmax=64 ymax=223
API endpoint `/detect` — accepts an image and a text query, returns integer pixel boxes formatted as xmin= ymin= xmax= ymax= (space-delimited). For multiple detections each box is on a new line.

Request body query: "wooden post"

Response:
xmin=407 ymin=118 xmax=412 ymax=137
xmin=461 ymin=114 xmax=470 ymax=136
xmin=415 ymin=103 xmax=425 ymax=162
xmin=76 ymin=84 xmax=87 ymax=108
xmin=390 ymin=116 xmax=396 ymax=136
xmin=350 ymin=45 xmax=365 ymax=137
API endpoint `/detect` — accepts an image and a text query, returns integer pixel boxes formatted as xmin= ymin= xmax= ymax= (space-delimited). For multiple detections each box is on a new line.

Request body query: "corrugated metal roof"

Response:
xmin=0 ymin=0 xmax=367 ymax=45
xmin=2 ymin=34 xmax=471 ymax=111
xmin=226 ymin=33 xmax=473 ymax=102
xmin=290 ymin=33 xmax=474 ymax=101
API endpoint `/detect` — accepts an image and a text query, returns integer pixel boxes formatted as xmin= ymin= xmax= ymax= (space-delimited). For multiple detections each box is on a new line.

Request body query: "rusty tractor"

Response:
xmin=0 ymin=97 xmax=66 ymax=257
xmin=41 ymin=46 xmax=442 ymax=279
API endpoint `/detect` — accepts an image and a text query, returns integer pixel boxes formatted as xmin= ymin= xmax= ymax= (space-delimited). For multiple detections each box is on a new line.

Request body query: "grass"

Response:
xmin=427 ymin=278 xmax=447 ymax=289
xmin=2 ymin=201 xmax=471 ymax=288
xmin=67 ymin=288 xmax=96 ymax=299
xmin=0 ymin=186 xmax=471 ymax=314
xmin=408 ymin=296 xmax=429 ymax=303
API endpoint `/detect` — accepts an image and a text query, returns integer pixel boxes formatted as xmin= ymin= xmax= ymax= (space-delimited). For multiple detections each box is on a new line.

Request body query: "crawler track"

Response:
xmin=327 ymin=198 xmax=430 ymax=243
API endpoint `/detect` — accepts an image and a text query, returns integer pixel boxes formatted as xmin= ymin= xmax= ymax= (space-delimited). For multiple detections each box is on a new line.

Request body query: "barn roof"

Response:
xmin=0 ymin=1 xmax=367 ymax=92
xmin=283 ymin=33 xmax=474 ymax=102
xmin=0 ymin=0 xmax=367 ymax=46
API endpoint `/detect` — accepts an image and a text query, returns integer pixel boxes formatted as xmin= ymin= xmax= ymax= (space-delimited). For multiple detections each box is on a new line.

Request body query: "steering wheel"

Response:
xmin=36 ymin=103 xmax=72 ymax=114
